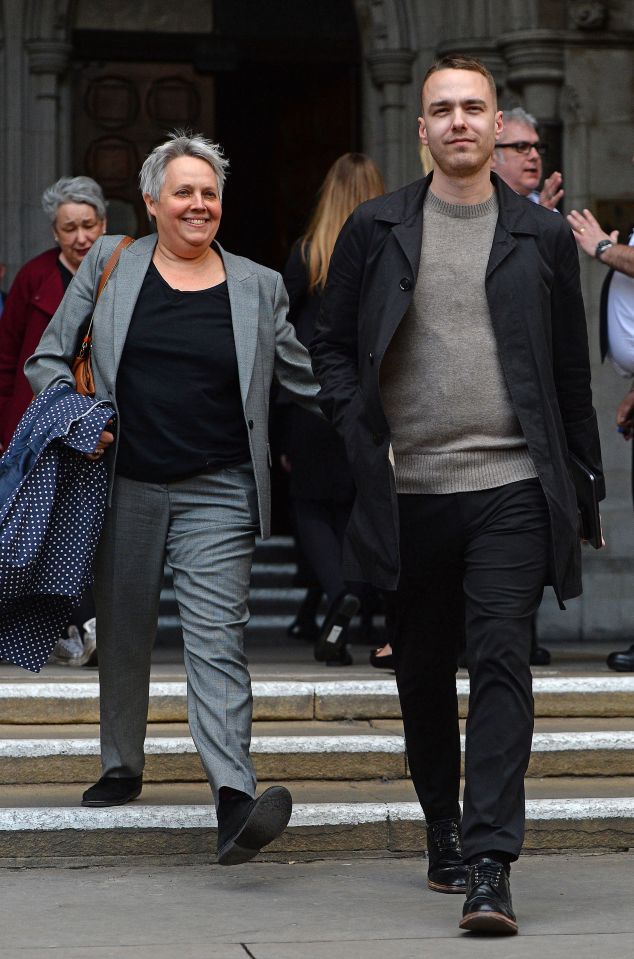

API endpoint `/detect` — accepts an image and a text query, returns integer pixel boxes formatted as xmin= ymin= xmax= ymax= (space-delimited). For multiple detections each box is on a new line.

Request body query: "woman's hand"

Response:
xmin=85 ymin=424 xmax=115 ymax=461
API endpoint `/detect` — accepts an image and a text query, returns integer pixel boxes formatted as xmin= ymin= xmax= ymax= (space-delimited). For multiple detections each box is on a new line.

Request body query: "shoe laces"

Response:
xmin=471 ymin=860 xmax=505 ymax=889
xmin=429 ymin=819 xmax=461 ymax=852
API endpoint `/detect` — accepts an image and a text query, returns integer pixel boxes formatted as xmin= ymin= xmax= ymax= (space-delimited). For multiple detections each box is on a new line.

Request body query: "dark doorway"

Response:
xmin=71 ymin=0 xmax=360 ymax=269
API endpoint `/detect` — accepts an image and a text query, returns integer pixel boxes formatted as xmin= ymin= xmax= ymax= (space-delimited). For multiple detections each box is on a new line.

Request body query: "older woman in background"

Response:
xmin=0 ymin=175 xmax=106 ymax=667
xmin=0 ymin=176 xmax=107 ymax=449
xmin=26 ymin=133 xmax=319 ymax=865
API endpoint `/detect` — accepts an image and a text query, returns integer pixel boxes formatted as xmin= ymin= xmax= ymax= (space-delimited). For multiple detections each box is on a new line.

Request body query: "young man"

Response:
xmin=311 ymin=55 xmax=603 ymax=935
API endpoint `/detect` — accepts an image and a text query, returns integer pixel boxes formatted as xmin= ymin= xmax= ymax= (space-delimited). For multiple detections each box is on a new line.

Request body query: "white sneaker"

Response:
xmin=82 ymin=618 xmax=98 ymax=667
xmin=50 ymin=624 xmax=96 ymax=667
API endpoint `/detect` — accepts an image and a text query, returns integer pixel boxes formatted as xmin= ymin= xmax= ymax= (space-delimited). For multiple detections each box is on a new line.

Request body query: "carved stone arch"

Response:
xmin=361 ymin=0 xmax=418 ymax=52
xmin=24 ymin=0 xmax=73 ymax=42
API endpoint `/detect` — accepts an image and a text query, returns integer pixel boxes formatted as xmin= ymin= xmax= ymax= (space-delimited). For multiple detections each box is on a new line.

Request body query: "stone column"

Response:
xmin=499 ymin=31 xmax=565 ymax=172
xmin=24 ymin=39 xmax=71 ymax=256
xmin=367 ymin=48 xmax=416 ymax=189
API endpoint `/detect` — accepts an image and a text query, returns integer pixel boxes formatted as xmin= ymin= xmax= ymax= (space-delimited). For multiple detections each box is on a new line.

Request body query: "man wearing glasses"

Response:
xmin=491 ymin=107 xmax=563 ymax=210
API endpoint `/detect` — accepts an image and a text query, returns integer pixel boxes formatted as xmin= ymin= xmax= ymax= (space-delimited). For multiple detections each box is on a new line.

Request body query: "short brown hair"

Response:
xmin=421 ymin=54 xmax=497 ymax=108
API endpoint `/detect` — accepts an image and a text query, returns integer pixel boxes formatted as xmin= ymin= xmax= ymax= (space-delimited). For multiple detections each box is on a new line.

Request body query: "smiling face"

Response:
xmin=418 ymin=68 xmax=502 ymax=180
xmin=491 ymin=119 xmax=542 ymax=196
xmin=144 ymin=156 xmax=222 ymax=257
xmin=54 ymin=203 xmax=105 ymax=272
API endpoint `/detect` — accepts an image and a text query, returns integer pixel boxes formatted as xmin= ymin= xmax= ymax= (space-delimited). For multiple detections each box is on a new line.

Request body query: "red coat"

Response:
xmin=0 ymin=248 xmax=64 ymax=448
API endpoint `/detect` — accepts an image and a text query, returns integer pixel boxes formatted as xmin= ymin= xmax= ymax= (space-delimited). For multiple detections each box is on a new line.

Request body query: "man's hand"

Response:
xmin=85 ymin=426 xmax=115 ymax=462
xmin=566 ymin=208 xmax=619 ymax=258
xmin=539 ymin=171 xmax=564 ymax=210
xmin=616 ymin=387 xmax=634 ymax=441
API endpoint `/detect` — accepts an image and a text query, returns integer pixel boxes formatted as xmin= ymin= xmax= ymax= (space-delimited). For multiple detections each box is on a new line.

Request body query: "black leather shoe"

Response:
xmin=459 ymin=858 xmax=518 ymax=934
xmin=607 ymin=644 xmax=634 ymax=672
xmin=315 ymin=593 xmax=360 ymax=664
xmin=81 ymin=775 xmax=143 ymax=807
xmin=530 ymin=644 xmax=551 ymax=666
xmin=217 ymin=785 xmax=293 ymax=865
xmin=426 ymin=817 xmax=469 ymax=894
xmin=369 ymin=647 xmax=394 ymax=670
xmin=325 ymin=644 xmax=354 ymax=666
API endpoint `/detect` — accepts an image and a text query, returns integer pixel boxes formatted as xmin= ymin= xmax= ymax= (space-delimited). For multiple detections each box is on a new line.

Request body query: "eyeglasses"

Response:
xmin=496 ymin=141 xmax=547 ymax=156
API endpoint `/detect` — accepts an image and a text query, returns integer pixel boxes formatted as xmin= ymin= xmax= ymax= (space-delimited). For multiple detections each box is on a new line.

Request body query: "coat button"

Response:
xmin=373 ymin=432 xmax=383 ymax=445
xmin=399 ymin=277 xmax=412 ymax=291
xmin=369 ymin=352 xmax=374 ymax=365
xmin=248 ymin=419 xmax=254 ymax=429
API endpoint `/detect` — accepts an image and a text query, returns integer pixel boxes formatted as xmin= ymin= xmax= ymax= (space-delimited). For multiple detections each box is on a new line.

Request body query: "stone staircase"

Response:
xmin=1 ymin=666 xmax=634 ymax=866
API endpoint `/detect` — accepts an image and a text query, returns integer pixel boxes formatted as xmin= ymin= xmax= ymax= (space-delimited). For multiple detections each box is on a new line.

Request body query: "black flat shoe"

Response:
xmin=369 ymin=648 xmax=394 ymax=670
xmin=530 ymin=644 xmax=551 ymax=666
xmin=426 ymin=817 xmax=469 ymax=894
xmin=325 ymin=644 xmax=353 ymax=666
xmin=217 ymin=785 xmax=293 ymax=865
xmin=314 ymin=593 xmax=360 ymax=663
xmin=607 ymin=644 xmax=634 ymax=672
xmin=459 ymin=858 xmax=518 ymax=935
xmin=81 ymin=774 xmax=143 ymax=807
xmin=286 ymin=616 xmax=319 ymax=641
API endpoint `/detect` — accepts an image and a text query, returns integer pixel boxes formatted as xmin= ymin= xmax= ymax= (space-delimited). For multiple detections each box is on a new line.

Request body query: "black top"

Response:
xmin=115 ymin=262 xmax=249 ymax=482
xmin=57 ymin=259 xmax=74 ymax=291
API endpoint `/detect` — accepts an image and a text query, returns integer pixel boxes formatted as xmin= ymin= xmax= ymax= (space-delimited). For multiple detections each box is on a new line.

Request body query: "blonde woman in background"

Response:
xmin=280 ymin=153 xmax=385 ymax=666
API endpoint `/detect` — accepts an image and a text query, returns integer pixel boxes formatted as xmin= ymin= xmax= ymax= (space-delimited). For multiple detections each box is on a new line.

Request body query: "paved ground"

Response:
xmin=2 ymin=852 xmax=632 ymax=958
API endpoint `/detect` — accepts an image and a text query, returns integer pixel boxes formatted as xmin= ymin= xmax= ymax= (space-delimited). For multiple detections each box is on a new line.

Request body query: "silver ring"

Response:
xmin=95 ymin=448 xmax=104 ymax=456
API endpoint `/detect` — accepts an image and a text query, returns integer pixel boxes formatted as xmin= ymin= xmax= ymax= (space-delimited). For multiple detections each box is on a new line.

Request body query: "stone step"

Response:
xmin=3 ymin=724 xmax=634 ymax=784
xmin=2 ymin=677 xmax=634 ymax=725
xmin=2 ymin=789 xmax=634 ymax=864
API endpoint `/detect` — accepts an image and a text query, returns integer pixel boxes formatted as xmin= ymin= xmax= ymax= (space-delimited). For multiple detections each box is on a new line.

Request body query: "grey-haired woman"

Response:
xmin=0 ymin=175 xmax=106 ymax=449
xmin=25 ymin=133 xmax=320 ymax=864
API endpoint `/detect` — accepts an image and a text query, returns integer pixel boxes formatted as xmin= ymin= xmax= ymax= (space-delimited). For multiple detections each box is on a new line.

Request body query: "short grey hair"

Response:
xmin=41 ymin=176 xmax=107 ymax=223
xmin=500 ymin=106 xmax=538 ymax=133
xmin=139 ymin=131 xmax=229 ymax=204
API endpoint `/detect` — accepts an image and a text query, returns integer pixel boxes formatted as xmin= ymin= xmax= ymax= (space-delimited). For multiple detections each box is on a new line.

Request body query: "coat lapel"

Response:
xmin=486 ymin=174 xmax=537 ymax=279
xmin=220 ymin=245 xmax=259 ymax=405
xmin=112 ymin=234 xmax=156 ymax=369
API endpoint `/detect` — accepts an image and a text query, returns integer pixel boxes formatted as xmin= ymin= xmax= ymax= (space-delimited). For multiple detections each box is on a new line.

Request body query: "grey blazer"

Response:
xmin=24 ymin=233 xmax=320 ymax=538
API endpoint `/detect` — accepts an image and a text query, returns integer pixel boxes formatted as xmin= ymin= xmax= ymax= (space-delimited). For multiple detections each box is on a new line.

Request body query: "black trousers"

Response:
xmin=391 ymin=478 xmax=551 ymax=862
xmin=293 ymin=498 xmax=352 ymax=603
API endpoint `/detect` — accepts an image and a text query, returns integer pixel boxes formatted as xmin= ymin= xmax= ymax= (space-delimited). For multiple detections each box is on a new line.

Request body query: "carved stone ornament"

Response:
xmin=569 ymin=1 xmax=608 ymax=30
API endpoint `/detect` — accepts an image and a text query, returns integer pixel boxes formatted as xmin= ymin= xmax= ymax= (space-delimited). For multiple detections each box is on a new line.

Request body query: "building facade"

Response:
xmin=1 ymin=0 xmax=632 ymax=638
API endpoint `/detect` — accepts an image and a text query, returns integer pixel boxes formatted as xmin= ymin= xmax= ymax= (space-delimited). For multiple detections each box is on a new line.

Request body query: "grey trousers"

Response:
xmin=93 ymin=465 xmax=259 ymax=802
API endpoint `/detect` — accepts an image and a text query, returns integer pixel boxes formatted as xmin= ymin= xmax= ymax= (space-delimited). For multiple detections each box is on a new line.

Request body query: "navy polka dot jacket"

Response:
xmin=0 ymin=385 xmax=116 ymax=672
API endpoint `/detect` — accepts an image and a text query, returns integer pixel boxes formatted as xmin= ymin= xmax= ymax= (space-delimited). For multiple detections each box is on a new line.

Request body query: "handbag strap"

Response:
xmin=96 ymin=235 xmax=134 ymax=302
xmin=82 ymin=235 xmax=135 ymax=342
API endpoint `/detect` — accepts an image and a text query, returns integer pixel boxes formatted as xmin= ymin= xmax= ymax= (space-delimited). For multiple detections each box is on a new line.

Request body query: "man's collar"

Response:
xmin=373 ymin=170 xmax=539 ymax=235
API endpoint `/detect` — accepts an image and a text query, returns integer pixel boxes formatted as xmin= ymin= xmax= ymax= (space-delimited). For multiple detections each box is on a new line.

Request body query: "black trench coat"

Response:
xmin=310 ymin=172 xmax=604 ymax=603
